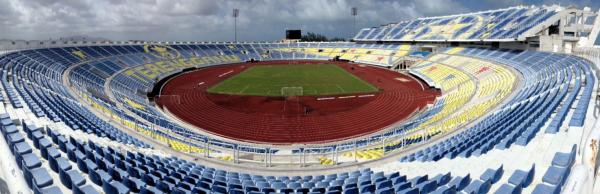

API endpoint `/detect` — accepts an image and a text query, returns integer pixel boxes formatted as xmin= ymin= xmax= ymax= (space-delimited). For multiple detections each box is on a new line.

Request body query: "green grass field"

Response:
xmin=207 ymin=64 xmax=379 ymax=96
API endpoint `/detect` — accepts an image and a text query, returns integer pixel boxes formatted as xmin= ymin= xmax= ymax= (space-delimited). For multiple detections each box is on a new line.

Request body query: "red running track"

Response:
xmin=157 ymin=60 xmax=439 ymax=144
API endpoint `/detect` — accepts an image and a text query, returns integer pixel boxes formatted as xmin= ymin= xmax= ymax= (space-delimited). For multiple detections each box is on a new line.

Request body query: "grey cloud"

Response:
xmin=3 ymin=0 xmax=599 ymax=42
xmin=0 ymin=0 xmax=478 ymax=41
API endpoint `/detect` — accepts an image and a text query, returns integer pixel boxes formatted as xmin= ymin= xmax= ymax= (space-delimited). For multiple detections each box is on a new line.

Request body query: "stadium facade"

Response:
xmin=0 ymin=4 xmax=599 ymax=194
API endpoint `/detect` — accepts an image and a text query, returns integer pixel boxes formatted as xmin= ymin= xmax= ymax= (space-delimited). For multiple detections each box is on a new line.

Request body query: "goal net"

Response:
xmin=281 ymin=87 xmax=303 ymax=96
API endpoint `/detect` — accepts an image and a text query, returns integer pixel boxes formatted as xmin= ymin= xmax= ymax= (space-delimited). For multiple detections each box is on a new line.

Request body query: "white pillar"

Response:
xmin=334 ymin=146 xmax=338 ymax=165
xmin=354 ymin=141 xmax=358 ymax=162
xmin=206 ymin=139 xmax=210 ymax=158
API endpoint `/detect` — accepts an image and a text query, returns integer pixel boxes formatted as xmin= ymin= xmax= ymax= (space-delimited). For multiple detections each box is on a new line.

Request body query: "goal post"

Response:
xmin=280 ymin=87 xmax=303 ymax=96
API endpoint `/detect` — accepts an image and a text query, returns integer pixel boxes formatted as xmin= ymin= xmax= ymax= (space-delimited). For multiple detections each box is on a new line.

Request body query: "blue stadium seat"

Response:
xmin=124 ymin=177 xmax=147 ymax=193
xmin=542 ymin=166 xmax=568 ymax=186
xmin=142 ymin=186 xmax=166 ymax=194
xmin=13 ymin=142 xmax=33 ymax=166
xmin=31 ymin=168 xmax=53 ymax=189
xmin=551 ymin=145 xmax=576 ymax=168
xmin=7 ymin=132 xmax=25 ymax=148
xmin=480 ymin=165 xmax=503 ymax=184
xmin=103 ymin=180 xmax=130 ymax=194
xmin=90 ymin=169 xmax=112 ymax=186
xmin=1 ymin=124 xmax=17 ymax=138
xmin=431 ymin=185 xmax=456 ymax=194
xmin=394 ymin=182 xmax=412 ymax=192
xmin=448 ymin=174 xmax=471 ymax=191
xmin=74 ymin=184 xmax=100 ymax=194
xmin=494 ymin=183 xmax=521 ymax=194
xmin=397 ymin=187 xmax=419 ymax=194
xmin=463 ymin=179 xmax=491 ymax=194
xmin=36 ymin=137 xmax=52 ymax=152
xmin=416 ymin=180 xmax=438 ymax=193
xmin=508 ymin=164 xmax=535 ymax=188
xmin=42 ymin=146 xmax=61 ymax=161
xmin=21 ymin=153 xmax=42 ymax=170
xmin=37 ymin=186 xmax=63 ymax=194
xmin=343 ymin=187 xmax=359 ymax=194
xmin=431 ymin=173 xmax=451 ymax=186
xmin=375 ymin=187 xmax=393 ymax=194
xmin=157 ymin=180 xmax=175 ymax=193
xmin=50 ymin=156 xmax=71 ymax=173
xmin=409 ymin=175 xmax=428 ymax=186
xmin=60 ymin=170 xmax=86 ymax=189
xmin=532 ymin=183 xmax=559 ymax=194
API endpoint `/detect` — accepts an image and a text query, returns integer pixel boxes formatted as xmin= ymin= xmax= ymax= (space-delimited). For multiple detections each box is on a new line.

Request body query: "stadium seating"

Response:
xmin=0 ymin=37 xmax=595 ymax=194
xmin=354 ymin=5 xmax=560 ymax=41
xmin=532 ymin=145 xmax=577 ymax=193
xmin=1 ymin=45 xmax=590 ymax=156
xmin=3 ymin=112 xmax=514 ymax=194
xmin=395 ymin=47 xmax=594 ymax=163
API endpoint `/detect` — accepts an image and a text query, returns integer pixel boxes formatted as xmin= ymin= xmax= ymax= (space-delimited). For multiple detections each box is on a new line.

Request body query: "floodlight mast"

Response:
xmin=233 ymin=8 xmax=239 ymax=42
xmin=351 ymin=7 xmax=358 ymax=38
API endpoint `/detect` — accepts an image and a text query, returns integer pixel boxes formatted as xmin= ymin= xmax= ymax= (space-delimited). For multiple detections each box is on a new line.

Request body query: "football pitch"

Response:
xmin=207 ymin=64 xmax=379 ymax=96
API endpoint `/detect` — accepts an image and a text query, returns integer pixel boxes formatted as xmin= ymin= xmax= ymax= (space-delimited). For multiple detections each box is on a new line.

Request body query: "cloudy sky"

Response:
xmin=0 ymin=0 xmax=598 ymax=42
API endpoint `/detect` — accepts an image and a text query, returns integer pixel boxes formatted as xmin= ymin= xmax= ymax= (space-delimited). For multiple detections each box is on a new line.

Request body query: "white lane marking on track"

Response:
xmin=358 ymin=94 xmax=375 ymax=98
xmin=219 ymin=70 xmax=234 ymax=77
xmin=317 ymin=97 xmax=335 ymax=100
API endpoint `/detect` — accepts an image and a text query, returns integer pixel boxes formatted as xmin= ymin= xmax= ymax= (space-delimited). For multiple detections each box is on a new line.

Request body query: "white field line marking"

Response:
xmin=338 ymin=96 xmax=356 ymax=99
xmin=238 ymin=84 xmax=251 ymax=94
xmin=335 ymin=84 xmax=345 ymax=93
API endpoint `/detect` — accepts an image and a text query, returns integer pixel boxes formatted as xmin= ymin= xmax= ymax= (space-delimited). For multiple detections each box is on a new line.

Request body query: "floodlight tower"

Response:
xmin=233 ymin=8 xmax=239 ymax=42
xmin=351 ymin=7 xmax=358 ymax=37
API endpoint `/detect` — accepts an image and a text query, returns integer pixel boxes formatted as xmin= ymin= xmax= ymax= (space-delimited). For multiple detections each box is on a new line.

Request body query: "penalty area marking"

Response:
xmin=335 ymin=84 xmax=346 ymax=93
xmin=238 ymin=84 xmax=251 ymax=94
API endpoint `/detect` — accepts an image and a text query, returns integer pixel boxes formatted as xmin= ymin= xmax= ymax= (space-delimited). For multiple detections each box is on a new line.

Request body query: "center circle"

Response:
xmin=156 ymin=60 xmax=439 ymax=144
